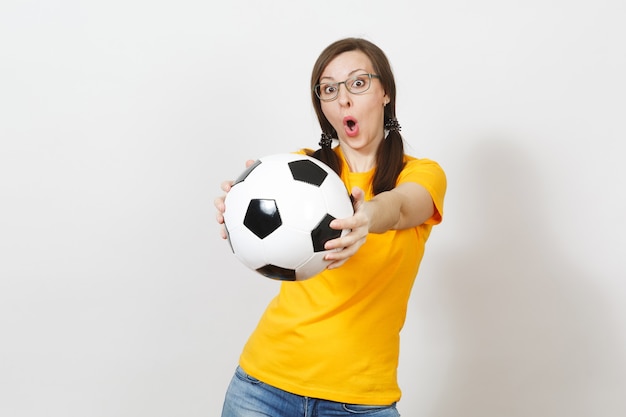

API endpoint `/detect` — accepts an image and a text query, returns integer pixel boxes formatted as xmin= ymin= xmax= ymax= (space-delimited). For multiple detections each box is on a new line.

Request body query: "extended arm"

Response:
xmin=323 ymin=182 xmax=435 ymax=269
xmin=363 ymin=182 xmax=434 ymax=233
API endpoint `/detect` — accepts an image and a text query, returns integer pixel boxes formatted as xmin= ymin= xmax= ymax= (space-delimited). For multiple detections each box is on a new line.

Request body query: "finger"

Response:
xmin=324 ymin=235 xmax=344 ymax=250
xmin=221 ymin=180 xmax=233 ymax=192
xmin=324 ymin=243 xmax=361 ymax=269
xmin=329 ymin=213 xmax=364 ymax=234
xmin=328 ymin=218 xmax=344 ymax=230
xmin=329 ymin=209 xmax=363 ymax=231
xmin=350 ymin=186 xmax=365 ymax=207
xmin=214 ymin=196 xmax=226 ymax=211
xmin=351 ymin=186 xmax=365 ymax=201
xmin=324 ymin=227 xmax=359 ymax=249
xmin=326 ymin=259 xmax=348 ymax=270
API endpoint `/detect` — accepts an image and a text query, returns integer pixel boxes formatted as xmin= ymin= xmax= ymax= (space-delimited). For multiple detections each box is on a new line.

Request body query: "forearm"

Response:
xmin=363 ymin=191 xmax=403 ymax=234
xmin=363 ymin=182 xmax=435 ymax=233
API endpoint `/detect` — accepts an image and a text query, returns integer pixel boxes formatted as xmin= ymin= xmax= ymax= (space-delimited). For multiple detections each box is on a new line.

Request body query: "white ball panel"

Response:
xmin=261 ymin=226 xmax=315 ymax=269
xmin=295 ymin=252 xmax=330 ymax=281
xmin=273 ymin=185 xmax=328 ymax=231
xmin=319 ymin=175 xmax=354 ymax=220
xmin=223 ymin=184 xmax=255 ymax=226
xmin=227 ymin=226 xmax=268 ymax=270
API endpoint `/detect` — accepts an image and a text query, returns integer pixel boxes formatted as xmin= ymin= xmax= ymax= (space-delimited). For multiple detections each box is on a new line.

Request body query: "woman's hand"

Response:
xmin=322 ymin=180 xmax=435 ymax=269
xmin=323 ymin=186 xmax=370 ymax=269
xmin=214 ymin=180 xmax=233 ymax=240
xmin=214 ymin=159 xmax=256 ymax=240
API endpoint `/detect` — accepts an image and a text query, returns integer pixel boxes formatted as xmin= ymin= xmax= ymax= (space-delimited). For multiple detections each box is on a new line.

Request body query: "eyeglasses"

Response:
xmin=314 ymin=73 xmax=380 ymax=102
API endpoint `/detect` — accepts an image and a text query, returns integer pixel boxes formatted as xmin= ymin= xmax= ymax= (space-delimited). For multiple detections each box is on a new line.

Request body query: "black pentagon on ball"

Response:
xmin=244 ymin=199 xmax=282 ymax=239
xmin=256 ymin=264 xmax=297 ymax=281
xmin=311 ymin=213 xmax=341 ymax=252
xmin=288 ymin=159 xmax=328 ymax=187
xmin=233 ymin=159 xmax=262 ymax=186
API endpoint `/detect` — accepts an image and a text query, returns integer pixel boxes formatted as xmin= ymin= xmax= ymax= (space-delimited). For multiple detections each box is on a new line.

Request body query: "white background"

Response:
xmin=1 ymin=1 xmax=625 ymax=416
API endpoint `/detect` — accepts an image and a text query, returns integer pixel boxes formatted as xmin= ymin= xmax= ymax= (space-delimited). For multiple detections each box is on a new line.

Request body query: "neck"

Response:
xmin=341 ymin=147 xmax=376 ymax=173
xmin=339 ymin=132 xmax=385 ymax=173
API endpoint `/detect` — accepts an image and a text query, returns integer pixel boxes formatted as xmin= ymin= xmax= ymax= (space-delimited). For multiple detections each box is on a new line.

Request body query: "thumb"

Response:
xmin=350 ymin=186 xmax=365 ymax=209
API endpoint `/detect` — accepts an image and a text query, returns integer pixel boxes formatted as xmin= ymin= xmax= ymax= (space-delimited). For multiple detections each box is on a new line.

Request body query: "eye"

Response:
xmin=349 ymin=75 xmax=369 ymax=91
xmin=322 ymin=84 xmax=337 ymax=95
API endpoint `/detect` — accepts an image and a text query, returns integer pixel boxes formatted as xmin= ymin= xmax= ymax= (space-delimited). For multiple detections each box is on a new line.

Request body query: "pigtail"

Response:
xmin=307 ymin=132 xmax=342 ymax=176
xmin=372 ymin=119 xmax=405 ymax=195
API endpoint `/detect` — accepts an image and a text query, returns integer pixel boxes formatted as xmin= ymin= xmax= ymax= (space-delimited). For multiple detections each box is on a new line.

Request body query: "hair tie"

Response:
xmin=319 ymin=132 xmax=333 ymax=148
xmin=385 ymin=118 xmax=402 ymax=133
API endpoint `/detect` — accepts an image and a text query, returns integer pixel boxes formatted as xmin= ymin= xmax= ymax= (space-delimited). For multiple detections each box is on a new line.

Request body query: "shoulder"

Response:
xmin=400 ymin=155 xmax=447 ymax=224
xmin=399 ymin=155 xmax=447 ymax=200
xmin=400 ymin=155 xmax=446 ymax=182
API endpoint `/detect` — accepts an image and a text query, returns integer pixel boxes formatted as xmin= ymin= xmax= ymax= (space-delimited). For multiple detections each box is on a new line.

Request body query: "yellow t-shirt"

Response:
xmin=238 ymin=147 xmax=446 ymax=405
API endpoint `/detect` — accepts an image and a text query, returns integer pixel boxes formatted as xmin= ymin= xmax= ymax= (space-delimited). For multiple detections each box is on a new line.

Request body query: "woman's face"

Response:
xmin=319 ymin=50 xmax=389 ymax=154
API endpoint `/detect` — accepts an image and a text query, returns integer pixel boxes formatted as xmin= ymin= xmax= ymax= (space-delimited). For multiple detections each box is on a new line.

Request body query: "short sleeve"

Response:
xmin=398 ymin=158 xmax=446 ymax=225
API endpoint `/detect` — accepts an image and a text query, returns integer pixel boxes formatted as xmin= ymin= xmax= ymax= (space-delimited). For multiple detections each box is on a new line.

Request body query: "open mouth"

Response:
xmin=343 ymin=116 xmax=359 ymax=137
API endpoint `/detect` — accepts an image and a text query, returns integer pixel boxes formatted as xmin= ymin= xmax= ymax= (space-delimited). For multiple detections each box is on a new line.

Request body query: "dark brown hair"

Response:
xmin=308 ymin=38 xmax=405 ymax=196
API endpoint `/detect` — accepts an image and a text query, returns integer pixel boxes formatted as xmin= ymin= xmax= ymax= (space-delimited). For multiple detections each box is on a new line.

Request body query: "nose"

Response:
xmin=336 ymin=83 xmax=351 ymax=106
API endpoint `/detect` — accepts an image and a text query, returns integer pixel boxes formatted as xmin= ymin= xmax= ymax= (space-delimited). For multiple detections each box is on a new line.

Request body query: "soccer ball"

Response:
xmin=223 ymin=153 xmax=354 ymax=281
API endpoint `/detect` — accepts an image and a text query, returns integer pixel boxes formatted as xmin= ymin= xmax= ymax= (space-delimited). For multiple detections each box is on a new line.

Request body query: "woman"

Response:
xmin=215 ymin=37 xmax=446 ymax=416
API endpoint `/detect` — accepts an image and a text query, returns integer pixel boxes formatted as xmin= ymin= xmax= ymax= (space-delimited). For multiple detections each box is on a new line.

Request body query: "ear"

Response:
xmin=383 ymin=92 xmax=390 ymax=106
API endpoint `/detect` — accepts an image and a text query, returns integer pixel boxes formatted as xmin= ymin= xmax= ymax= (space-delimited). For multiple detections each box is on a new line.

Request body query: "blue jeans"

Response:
xmin=221 ymin=366 xmax=401 ymax=417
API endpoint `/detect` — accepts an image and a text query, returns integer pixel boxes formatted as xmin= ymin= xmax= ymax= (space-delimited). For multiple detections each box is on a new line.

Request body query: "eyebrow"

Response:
xmin=319 ymin=68 xmax=369 ymax=82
